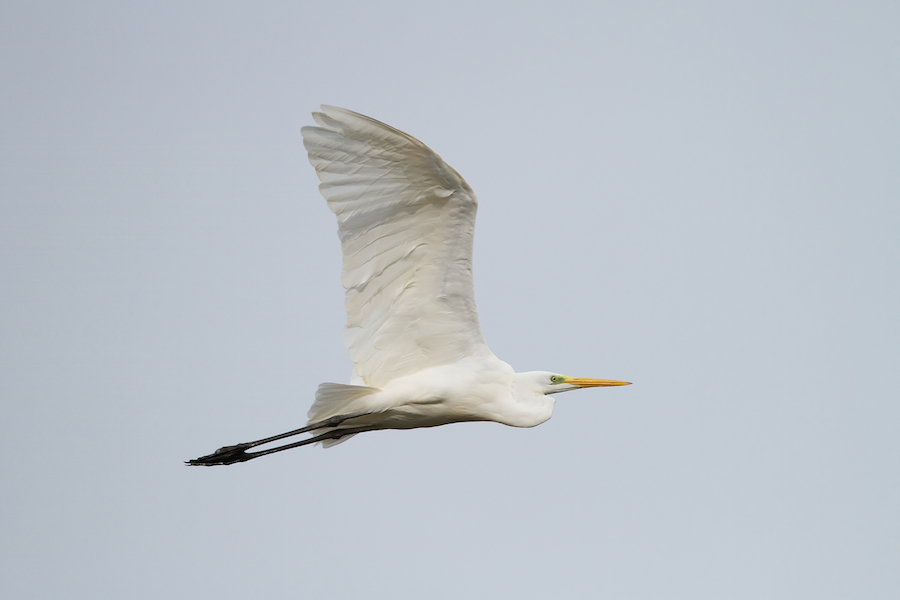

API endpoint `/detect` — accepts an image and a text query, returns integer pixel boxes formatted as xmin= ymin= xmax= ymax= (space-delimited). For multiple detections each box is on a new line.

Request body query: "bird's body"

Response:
xmin=189 ymin=106 xmax=629 ymax=465
xmin=311 ymin=359 xmax=555 ymax=436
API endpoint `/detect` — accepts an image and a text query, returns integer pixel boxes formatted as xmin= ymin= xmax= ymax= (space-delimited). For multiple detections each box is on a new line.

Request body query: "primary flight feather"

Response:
xmin=303 ymin=106 xmax=487 ymax=389
xmin=189 ymin=106 xmax=630 ymax=465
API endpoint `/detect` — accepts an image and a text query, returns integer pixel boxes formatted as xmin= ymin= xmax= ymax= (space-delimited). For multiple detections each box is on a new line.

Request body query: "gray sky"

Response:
xmin=2 ymin=1 xmax=898 ymax=598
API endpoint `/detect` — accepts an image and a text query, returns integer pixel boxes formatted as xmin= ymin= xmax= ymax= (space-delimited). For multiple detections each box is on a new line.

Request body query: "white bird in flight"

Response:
xmin=189 ymin=106 xmax=630 ymax=466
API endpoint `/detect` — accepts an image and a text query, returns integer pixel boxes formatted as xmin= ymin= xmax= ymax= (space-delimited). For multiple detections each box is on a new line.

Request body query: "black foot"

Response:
xmin=187 ymin=443 xmax=255 ymax=466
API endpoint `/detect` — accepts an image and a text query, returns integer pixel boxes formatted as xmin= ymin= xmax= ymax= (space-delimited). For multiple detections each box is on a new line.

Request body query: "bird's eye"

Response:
xmin=550 ymin=375 xmax=560 ymax=383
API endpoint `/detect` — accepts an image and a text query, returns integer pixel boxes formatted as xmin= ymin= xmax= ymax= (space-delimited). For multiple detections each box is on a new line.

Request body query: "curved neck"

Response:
xmin=501 ymin=374 xmax=555 ymax=428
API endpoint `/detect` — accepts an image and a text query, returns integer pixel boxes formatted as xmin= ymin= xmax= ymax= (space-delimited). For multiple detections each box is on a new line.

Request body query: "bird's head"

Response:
xmin=504 ymin=371 xmax=631 ymax=428
xmin=518 ymin=371 xmax=632 ymax=396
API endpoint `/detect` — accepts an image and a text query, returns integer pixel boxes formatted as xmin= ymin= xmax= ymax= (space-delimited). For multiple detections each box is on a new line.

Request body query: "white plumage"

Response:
xmin=188 ymin=106 xmax=629 ymax=465
xmin=302 ymin=106 xmax=489 ymax=391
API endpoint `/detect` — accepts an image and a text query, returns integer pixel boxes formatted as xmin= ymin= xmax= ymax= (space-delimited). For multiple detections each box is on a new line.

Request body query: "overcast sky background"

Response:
xmin=2 ymin=1 xmax=898 ymax=598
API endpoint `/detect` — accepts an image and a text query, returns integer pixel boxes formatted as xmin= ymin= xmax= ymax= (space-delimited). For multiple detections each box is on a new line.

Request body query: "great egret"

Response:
xmin=189 ymin=106 xmax=630 ymax=466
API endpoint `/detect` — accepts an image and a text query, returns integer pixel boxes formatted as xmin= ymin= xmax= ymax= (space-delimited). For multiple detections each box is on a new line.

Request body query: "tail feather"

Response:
xmin=308 ymin=382 xmax=381 ymax=422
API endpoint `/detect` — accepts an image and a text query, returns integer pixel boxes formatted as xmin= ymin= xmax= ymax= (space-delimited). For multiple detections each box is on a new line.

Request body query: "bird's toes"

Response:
xmin=187 ymin=443 xmax=253 ymax=466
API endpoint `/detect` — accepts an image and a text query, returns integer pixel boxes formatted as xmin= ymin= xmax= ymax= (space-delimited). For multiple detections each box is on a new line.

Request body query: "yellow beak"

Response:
xmin=566 ymin=377 xmax=632 ymax=387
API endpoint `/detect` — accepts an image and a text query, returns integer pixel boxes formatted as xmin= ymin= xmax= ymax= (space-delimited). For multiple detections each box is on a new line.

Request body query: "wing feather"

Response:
xmin=302 ymin=106 xmax=492 ymax=387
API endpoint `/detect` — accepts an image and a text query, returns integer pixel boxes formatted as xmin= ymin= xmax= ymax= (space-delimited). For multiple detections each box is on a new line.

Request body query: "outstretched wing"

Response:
xmin=301 ymin=106 xmax=493 ymax=388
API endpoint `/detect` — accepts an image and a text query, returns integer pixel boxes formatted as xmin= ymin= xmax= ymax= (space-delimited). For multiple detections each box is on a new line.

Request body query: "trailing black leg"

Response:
xmin=186 ymin=412 xmax=373 ymax=466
